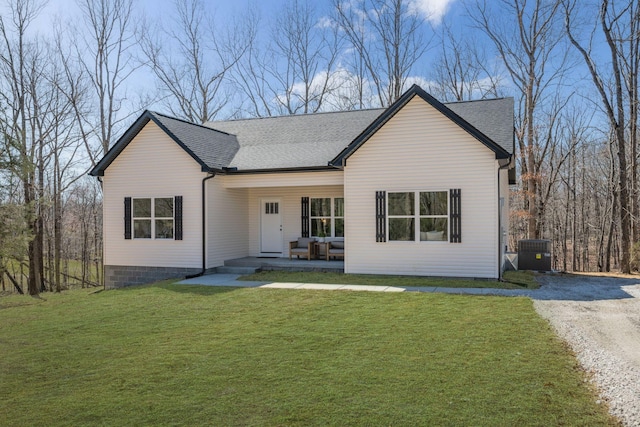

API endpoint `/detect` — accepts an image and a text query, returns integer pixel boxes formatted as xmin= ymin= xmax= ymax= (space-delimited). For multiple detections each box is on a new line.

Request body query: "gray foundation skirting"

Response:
xmin=104 ymin=265 xmax=201 ymax=289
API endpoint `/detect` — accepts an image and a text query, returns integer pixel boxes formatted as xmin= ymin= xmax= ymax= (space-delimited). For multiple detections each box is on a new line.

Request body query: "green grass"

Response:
xmin=503 ymin=270 xmax=540 ymax=288
xmin=1 ymin=258 xmax=100 ymax=292
xmin=239 ymin=270 xmax=540 ymax=289
xmin=0 ymin=282 xmax=615 ymax=426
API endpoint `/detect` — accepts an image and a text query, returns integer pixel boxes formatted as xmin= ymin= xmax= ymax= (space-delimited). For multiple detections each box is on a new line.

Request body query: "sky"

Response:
xmin=18 ymin=0 xmax=608 ymax=126
xmin=35 ymin=0 xmax=459 ymax=41
xmin=24 ymin=0 xmax=465 ymax=119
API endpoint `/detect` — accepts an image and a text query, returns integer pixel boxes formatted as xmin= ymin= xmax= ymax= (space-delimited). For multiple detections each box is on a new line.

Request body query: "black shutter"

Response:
xmin=376 ymin=191 xmax=386 ymax=242
xmin=301 ymin=197 xmax=310 ymax=237
xmin=450 ymin=189 xmax=461 ymax=243
xmin=174 ymin=196 xmax=183 ymax=240
xmin=124 ymin=197 xmax=132 ymax=239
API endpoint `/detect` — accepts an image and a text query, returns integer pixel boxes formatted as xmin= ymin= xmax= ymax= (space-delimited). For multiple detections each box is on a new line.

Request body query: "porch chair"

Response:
xmin=289 ymin=237 xmax=316 ymax=260
xmin=325 ymin=239 xmax=345 ymax=260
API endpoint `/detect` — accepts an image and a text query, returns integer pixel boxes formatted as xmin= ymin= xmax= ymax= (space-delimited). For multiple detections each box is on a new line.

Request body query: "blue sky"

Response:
xmin=36 ymin=0 xmax=460 ymax=38
xmin=29 ymin=0 xmax=468 ymax=116
xmin=24 ymin=0 xmax=607 ymax=124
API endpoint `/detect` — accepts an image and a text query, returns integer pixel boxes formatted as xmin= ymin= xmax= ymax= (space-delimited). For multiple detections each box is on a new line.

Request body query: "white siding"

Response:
xmin=344 ymin=96 xmax=501 ymax=278
xmin=247 ymin=186 xmax=343 ymax=257
xmin=102 ymin=122 xmax=204 ymax=268
xmin=206 ymin=179 xmax=249 ymax=267
xmin=223 ymin=170 xmax=343 ymax=188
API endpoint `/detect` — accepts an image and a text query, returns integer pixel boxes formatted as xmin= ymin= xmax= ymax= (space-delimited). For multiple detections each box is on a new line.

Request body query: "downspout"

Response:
xmin=497 ymin=157 xmax=512 ymax=280
xmin=97 ymin=176 xmax=104 ymax=289
xmin=186 ymin=172 xmax=216 ymax=279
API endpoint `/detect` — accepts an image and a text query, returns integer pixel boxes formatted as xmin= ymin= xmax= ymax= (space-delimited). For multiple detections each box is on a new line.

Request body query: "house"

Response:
xmin=89 ymin=85 xmax=515 ymax=289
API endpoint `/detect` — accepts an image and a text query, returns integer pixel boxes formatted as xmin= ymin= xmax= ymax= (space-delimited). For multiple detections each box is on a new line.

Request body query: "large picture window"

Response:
xmin=133 ymin=197 xmax=174 ymax=239
xmin=310 ymin=197 xmax=344 ymax=237
xmin=388 ymin=191 xmax=448 ymax=241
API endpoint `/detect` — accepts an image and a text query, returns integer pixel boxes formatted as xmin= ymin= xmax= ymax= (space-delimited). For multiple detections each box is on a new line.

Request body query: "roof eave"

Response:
xmin=223 ymin=165 xmax=337 ymax=175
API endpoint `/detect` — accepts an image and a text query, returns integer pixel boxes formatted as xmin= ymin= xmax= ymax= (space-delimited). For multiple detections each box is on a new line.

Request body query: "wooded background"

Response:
xmin=1 ymin=0 xmax=639 ymax=295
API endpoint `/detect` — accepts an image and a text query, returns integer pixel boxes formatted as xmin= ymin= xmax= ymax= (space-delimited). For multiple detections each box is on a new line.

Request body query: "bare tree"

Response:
xmin=231 ymin=0 xmax=343 ymax=116
xmin=564 ymin=0 xmax=639 ymax=273
xmin=428 ymin=24 xmax=505 ymax=102
xmin=75 ymin=0 xmax=139 ymax=157
xmin=47 ymin=68 xmax=85 ymax=292
xmin=270 ymin=0 xmax=343 ymax=114
xmin=141 ymin=0 xmax=249 ymax=123
xmin=0 ymin=0 xmax=49 ymax=295
xmin=469 ymin=0 xmax=568 ymax=240
xmin=333 ymin=0 xmax=428 ymax=107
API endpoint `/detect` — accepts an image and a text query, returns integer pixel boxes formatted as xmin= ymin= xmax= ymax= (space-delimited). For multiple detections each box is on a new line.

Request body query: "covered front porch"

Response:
xmin=224 ymin=256 xmax=344 ymax=273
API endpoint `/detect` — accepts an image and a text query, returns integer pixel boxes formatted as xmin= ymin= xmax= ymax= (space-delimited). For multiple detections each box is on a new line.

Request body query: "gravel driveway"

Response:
xmin=532 ymin=274 xmax=640 ymax=426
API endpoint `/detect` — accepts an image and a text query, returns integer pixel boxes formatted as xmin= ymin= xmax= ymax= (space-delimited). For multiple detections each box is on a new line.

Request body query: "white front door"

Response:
xmin=260 ymin=199 xmax=283 ymax=254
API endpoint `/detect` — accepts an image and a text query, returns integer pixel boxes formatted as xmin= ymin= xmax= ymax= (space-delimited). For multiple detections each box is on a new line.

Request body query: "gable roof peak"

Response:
xmin=330 ymin=84 xmax=512 ymax=167
xmin=89 ymin=109 xmax=239 ymax=176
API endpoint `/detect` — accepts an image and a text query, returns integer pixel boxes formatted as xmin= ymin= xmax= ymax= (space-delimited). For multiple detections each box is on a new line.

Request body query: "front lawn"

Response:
xmin=0 ymin=282 xmax=614 ymax=426
xmin=239 ymin=269 xmax=539 ymax=289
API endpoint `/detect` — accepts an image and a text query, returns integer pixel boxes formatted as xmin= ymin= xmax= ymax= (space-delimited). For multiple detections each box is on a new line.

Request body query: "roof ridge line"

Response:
xmin=207 ymin=107 xmax=387 ymax=124
xmin=149 ymin=111 xmax=235 ymax=136
xmin=443 ymin=97 xmax=513 ymax=105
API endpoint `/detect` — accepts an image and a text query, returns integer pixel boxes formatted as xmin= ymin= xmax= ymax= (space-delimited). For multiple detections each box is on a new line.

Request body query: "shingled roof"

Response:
xmin=90 ymin=85 xmax=514 ymax=176
xmin=207 ymin=109 xmax=383 ymax=170
xmin=209 ymin=87 xmax=513 ymax=170
xmin=89 ymin=111 xmax=238 ymax=176
xmin=446 ymin=97 xmax=514 ymax=155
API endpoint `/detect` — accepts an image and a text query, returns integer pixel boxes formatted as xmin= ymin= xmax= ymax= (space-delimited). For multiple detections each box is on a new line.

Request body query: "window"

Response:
xmin=310 ymin=197 xmax=344 ymax=237
xmin=132 ymin=197 xmax=174 ymax=239
xmin=387 ymin=191 xmax=448 ymax=241
xmin=388 ymin=192 xmax=414 ymax=241
xmin=154 ymin=198 xmax=174 ymax=239
xmin=419 ymin=192 xmax=448 ymax=241
xmin=334 ymin=198 xmax=344 ymax=237
xmin=133 ymin=198 xmax=151 ymax=239
xmin=265 ymin=202 xmax=279 ymax=214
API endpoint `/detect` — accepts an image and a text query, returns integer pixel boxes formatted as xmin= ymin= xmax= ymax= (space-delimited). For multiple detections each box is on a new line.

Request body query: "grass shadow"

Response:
xmin=156 ymin=282 xmax=242 ymax=296
xmin=108 ymin=279 xmax=242 ymax=296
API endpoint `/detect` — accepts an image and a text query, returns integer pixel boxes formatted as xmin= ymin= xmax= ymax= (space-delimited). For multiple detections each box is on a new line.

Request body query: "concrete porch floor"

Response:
xmin=224 ymin=256 xmax=344 ymax=273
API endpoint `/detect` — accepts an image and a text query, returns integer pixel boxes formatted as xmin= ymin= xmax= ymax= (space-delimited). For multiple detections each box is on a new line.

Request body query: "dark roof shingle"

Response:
xmin=151 ymin=112 xmax=239 ymax=171
xmin=445 ymin=97 xmax=514 ymax=155
xmin=90 ymin=86 xmax=514 ymax=176
xmin=207 ymin=93 xmax=514 ymax=170
xmin=206 ymin=109 xmax=383 ymax=170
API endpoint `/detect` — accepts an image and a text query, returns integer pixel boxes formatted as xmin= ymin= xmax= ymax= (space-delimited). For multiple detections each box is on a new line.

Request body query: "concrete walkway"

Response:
xmin=177 ymin=273 xmax=538 ymax=297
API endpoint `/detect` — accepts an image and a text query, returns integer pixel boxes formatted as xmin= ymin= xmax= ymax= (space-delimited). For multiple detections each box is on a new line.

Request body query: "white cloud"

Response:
xmin=316 ymin=16 xmax=335 ymax=29
xmin=408 ymin=0 xmax=456 ymax=25
xmin=276 ymin=67 xmax=380 ymax=111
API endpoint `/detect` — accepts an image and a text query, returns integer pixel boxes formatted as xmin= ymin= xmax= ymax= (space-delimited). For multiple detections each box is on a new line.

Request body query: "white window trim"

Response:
xmin=387 ymin=191 xmax=449 ymax=242
xmin=132 ymin=197 xmax=175 ymax=240
xmin=310 ymin=197 xmax=344 ymax=238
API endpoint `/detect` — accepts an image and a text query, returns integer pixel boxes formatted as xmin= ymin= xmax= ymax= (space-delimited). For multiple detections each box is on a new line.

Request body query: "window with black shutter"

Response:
xmin=125 ymin=196 xmax=181 ymax=240
xmin=174 ymin=196 xmax=183 ymax=240
xmin=124 ymin=197 xmax=132 ymax=239
xmin=449 ymin=189 xmax=461 ymax=243
xmin=378 ymin=189 xmax=460 ymax=243
xmin=301 ymin=197 xmax=310 ymax=237
xmin=376 ymin=191 xmax=386 ymax=242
